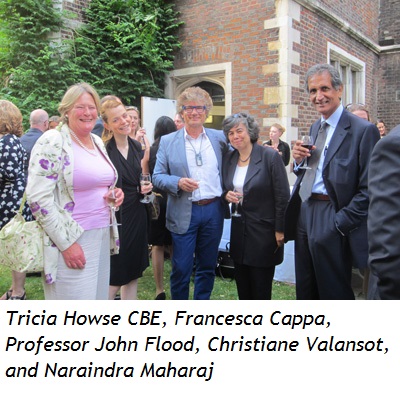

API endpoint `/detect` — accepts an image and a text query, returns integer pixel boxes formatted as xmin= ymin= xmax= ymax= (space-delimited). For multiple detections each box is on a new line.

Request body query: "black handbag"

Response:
xmin=216 ymin=242 xmax=235 ymax=280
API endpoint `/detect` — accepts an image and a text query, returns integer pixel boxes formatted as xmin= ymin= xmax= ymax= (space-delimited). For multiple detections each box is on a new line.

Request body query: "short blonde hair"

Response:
xmin=0 ymin=100 xmax=23 ymax=137
xmin=58 ymin=82 xmax=101 ymax=123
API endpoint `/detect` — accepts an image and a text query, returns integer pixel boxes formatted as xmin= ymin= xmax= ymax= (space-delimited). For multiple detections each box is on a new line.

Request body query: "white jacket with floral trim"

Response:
xmin=26 ymin=123 xmax=119 ymax=284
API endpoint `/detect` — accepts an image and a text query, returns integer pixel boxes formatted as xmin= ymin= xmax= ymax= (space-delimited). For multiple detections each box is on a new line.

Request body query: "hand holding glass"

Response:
xmin=140 ymin=173 xmax=152 ymax=204
xmin=232 ymin=189 xmax=243 ymax=217
xmin=299 ymin=135 xmax=313 ymax=169
xmin=188 ymin=171 xmax=201 ymax=201
xmin=105 ymin=188 xmax=121 ymax=226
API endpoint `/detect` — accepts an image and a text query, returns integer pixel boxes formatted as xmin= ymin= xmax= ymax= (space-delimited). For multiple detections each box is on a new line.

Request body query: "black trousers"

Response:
xmin=295 ymin=199 xmax=354 ymax=300
xmin=234 ymin=263 xmax=276 ymax=300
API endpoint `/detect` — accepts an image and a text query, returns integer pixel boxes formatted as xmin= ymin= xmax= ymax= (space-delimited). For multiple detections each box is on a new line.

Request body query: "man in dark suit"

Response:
xmin=20 ymin=109 xmax=49 ymax=176
xmin=368 ymin=124 xmax=400 ymax=299
xmin=288 ymin=64 xmax=379 ymax=300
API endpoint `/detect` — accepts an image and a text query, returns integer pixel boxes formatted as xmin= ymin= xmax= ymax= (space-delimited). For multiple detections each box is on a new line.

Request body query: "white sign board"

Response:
xmin=141 ymin=97 xmax=177 ymax=144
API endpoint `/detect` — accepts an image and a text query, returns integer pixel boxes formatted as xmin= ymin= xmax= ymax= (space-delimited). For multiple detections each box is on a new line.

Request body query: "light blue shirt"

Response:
xmin=294 ymin=104 xmax=344 ymax=194
xmin=311 ymin=104 xmax=344 ymax=194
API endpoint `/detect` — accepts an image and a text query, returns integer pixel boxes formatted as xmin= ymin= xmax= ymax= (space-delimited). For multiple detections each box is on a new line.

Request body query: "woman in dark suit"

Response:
xmin=222 ymin=113 xmax=290 ymax=300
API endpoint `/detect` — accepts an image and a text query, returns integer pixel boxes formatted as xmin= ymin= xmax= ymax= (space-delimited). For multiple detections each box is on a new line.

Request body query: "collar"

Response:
xmin=322 ymin=104 xmax=344 ymax=129
xmin=184 ymin=128 xmax=206 ymax=141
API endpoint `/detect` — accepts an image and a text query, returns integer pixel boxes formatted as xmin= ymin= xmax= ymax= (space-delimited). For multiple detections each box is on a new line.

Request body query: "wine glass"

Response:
xmin=298 ymin=135 xmax=314 ymax=169
xmin=140 ymin=173 xmax=152 ymax=203
xmin=105 ymin=188 xmax=121 ymax=227
xmin=138 ymin=127 xmax=146 ymax=150
xmin=231 ymin=189 xmax=243 ymax=217
xmin=188 ymin=171 xmax=201 ymax=201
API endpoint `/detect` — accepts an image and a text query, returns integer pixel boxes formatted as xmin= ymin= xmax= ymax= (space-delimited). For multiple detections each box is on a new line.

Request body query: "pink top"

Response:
xmin=71 ymin=140 xmax=115 ymax=230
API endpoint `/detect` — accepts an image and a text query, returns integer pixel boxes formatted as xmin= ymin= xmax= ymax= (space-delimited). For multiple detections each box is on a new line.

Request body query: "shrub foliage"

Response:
xmin=0 ymin=0 xmax=182 ymax=123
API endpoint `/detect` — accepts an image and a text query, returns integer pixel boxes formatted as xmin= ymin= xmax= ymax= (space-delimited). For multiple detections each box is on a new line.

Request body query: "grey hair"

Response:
xmin=304 ymin=64 xmax=343 ymax=92
xmin=176 ymin=87 xmax=213 ymax=116
xmin=222 ymin=112 xmax=260 ymax=143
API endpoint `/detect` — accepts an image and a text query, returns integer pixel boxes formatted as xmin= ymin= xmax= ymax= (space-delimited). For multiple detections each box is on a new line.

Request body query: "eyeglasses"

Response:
xmin=182 ymin=105 xmax=207 ymax=114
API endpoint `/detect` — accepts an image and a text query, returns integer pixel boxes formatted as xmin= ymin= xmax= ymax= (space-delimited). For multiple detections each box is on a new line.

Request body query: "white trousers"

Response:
xmin=43 ymin=227 xmax=110 ymax=300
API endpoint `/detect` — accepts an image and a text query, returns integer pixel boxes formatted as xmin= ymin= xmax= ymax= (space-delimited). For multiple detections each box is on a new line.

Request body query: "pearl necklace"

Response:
xmin=69 ymin=129 xmax=97 ymax=156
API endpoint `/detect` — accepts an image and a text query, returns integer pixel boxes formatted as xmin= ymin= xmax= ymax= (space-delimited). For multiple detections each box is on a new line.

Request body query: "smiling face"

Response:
xmin=227 ymin=122 xmax=252 ymax=152
xmin=66 ymin=92 xmax=98 ymax=135
xmin=376 ymin=122 xmax=386 ymax=137
xmin=181 ymin=102 xmax=207 ymax=134
xmin=308 ymin=71 xmax=343 ymax=119
xmin=103 ymin=104 xmax=131 ymax=138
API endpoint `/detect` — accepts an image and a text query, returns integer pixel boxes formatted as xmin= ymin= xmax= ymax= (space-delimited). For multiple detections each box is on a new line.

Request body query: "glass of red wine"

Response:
xmin=299 ymin=135 xmax=313 ymax=169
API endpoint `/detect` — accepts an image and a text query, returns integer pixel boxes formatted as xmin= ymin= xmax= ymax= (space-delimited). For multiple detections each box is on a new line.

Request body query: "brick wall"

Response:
xmin=296 ymin=6 xmax=380 ymax=135
xmin=377 ymin=0 xmax=400 ymax=131
xmin=174 ymin=0 xmax=277 ymax=138
xmin=173 ymin=0 xmax=381 ymax=140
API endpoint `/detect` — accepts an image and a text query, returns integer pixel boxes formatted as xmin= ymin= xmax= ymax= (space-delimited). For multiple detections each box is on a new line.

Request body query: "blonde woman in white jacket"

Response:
xmin=27 ymin=83 xmax=123 ymax=300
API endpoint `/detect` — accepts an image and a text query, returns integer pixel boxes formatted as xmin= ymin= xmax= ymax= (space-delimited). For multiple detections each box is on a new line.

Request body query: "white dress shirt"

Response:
xmin=185 ymin=129 xmax=222 ymax=201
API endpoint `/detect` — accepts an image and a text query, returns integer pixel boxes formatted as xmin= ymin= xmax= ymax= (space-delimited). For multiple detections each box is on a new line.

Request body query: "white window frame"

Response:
xmin=327 ymin=43 xmax=366 ymax=107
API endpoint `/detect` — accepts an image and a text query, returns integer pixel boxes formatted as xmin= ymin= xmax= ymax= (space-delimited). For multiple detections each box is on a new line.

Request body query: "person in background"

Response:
xmin=288 ymin=63 xmax=379 ymax=300
xmin=223 ymin=113 xmax=290 ymax=299
xmin=375 ymin=119 xmax=387 ymax=138
xmin=368 ymin=123 xmax=400 ymax=299
xmin=0 ymin=100 xmax=32 ymax=300
xmin=92 ymin=95 xmax=121 ymax=137
xmin=15 ymin=109 xmax=50 ymax=287
xmin=126 ymin=105 xmax=150 ymax=173
xmin=101 ymin=99 xmax=151 ymax=300
xmin=345 ymin=104 xmax=370 ymax=121
xmin=262 ymin=123 xmax=291 ymax=166
xmin=174 ymin=113 xmax=184 ymax=130
xmin=148 ymin=116 xmax=177 ymax=300
xmin=20 ymin=109 xmax=49 ymax=176
xmin=48 ymin=115 xmax=61 ymax=130
xmin=346 ymin=102 xmax=374 ymax=298
xmin=153 ymin=86 xmax=229 ymax=300
xmin=26 ymin=82 xmax=124 ymax=300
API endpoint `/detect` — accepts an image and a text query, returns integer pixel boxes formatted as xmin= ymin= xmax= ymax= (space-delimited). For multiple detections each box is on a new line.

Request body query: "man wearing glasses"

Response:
xmin=153 ymin=86 xmax=229 ymax=300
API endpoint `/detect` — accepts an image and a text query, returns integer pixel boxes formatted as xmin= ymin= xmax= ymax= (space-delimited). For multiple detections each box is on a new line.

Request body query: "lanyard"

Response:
xmin=187 ymin=134 xmax=203 ymax=166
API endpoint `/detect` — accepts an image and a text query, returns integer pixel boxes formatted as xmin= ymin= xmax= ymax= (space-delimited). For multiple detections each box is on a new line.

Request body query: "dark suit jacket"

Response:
xmin=285 ymin=109 xmax=380 ymax=268
xmin=368 ymin=124 xmax=400 ymax=299
xmin=20 ymin=128 xmax=44 ymax=177
xmin=223 ymin=144 xmax=290 ymax=267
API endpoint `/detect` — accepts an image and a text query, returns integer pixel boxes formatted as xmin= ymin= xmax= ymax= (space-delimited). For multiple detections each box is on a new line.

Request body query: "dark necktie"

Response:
xmin=299 ymin=121 xmax=329 ymax=202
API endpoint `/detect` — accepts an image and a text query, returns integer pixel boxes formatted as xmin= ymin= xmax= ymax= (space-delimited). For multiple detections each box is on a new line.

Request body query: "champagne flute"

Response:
xmin=105 ymin=188 xmax=121 ymax=227
xmin=188 ymin=170 xmax=201 ymax=201
xmin=298 ymin=135 xmax=314 ymax=169
xmin=138 ymin=127 xmax=146 ymax=150
xmin=231 ymin=189 xmax=243 ymax=217
xmin=140 ymin=173 xmax=152 ymax=203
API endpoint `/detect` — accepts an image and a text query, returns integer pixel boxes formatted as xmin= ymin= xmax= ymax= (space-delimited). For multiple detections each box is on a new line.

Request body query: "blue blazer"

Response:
xmin=153 ymin=128 xmax=228 ymax=234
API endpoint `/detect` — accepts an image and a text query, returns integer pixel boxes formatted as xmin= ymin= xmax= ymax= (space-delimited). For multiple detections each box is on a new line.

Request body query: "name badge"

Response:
xmin=195 ymin=153 xmax=203 ymax=166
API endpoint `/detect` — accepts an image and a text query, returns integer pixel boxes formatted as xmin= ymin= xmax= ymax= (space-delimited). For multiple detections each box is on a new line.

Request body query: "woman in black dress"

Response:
xmin=148 ymin=116 xmax=177 ymax=300
xmin=101 ymin=99 xmax=152 ymax=300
